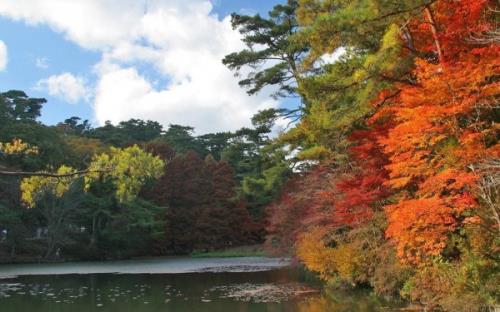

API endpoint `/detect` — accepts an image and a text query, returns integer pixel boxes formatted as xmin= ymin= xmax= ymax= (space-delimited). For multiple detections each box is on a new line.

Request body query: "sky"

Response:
xmin=0 ymin=0 xmax=289 ymax=134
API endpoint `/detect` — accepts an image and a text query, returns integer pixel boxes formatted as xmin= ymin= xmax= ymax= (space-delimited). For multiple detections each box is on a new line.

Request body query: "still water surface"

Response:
xmin=0 ymin=257 xmax=404 ymax=311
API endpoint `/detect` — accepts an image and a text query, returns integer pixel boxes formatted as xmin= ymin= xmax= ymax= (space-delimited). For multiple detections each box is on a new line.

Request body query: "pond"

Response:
xmin=0 ymin=257 xmax=405 ymax=311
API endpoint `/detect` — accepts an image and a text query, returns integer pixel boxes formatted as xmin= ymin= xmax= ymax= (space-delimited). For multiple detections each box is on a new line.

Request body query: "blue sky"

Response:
xmin=0 ymin=0 xmax=289 ymax=133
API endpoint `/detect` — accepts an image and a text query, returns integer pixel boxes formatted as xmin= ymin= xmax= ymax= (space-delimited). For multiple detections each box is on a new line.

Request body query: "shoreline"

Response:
xmin=0 ymin=256 xmax=291 ymax=278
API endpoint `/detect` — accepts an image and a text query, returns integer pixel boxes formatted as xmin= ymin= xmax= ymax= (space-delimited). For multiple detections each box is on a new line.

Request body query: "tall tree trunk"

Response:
xmin=10 ymin=242 xmax=16 ymax=258
xmin=45 ymin=235 xmax=55 ymax=259
xmin=424 ymin=5 xmax=444 ymax=63
xmin=89 ymin=215 xmax=97 ymax=248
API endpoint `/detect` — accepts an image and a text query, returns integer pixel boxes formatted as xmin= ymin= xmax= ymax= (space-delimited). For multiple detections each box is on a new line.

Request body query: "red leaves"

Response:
xmin=409 ymin=0 xmax=491 ymax=62
xmin=265 ymin=166 xmax=334 ymax=253
xmin=265 ymin=127 xmax=392 ymax=254
xmin=432 ymin=0 xmax=490 ymax=60
xmin=266 ymin=0 xmax=498 ymax=268
xmin=144 ymin=149 xmax=252 ymax=253
xmin=332 ymin=128 xmax=392 ymax=227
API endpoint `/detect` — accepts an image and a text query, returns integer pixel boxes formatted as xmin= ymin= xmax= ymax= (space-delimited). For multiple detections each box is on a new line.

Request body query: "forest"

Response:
xmin=0 ymin=0 xmax=499 ymax=311
xmin=0 ymin=96 xmax=291 ymax=258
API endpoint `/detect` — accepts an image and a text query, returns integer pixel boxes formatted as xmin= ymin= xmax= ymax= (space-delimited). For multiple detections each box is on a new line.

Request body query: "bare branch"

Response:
xmin=470 ymin=159 xmax=500 ymax=233
xmin=0 ymin=169 xmax=111 ymax=178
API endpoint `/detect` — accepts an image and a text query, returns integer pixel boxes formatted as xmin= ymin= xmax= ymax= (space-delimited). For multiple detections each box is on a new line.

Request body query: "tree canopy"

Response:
xmin=224 ymin=1 xmax=500 ymax=310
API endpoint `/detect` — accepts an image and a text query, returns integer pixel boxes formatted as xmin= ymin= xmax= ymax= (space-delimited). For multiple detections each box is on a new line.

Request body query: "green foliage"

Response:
xmin=197 ymin=132 xmax=233 ymax=160
xmin=57 ymin=116 xmax=92 ymax=135
xmin=0 ymin=177 xmax=28 ymax=257
xmin=191 ymin=246 xmax=266 ymax=258
xmin=95 ymin=198 xmax=165 ymax=258
xmin=63 ymin=135 xmax=108 ymax=168
xmin=32 ymin=179 xmax=86 ymax=259
xmin=220 ymin=113 xmax=292 ymax=223
xmin=161 ymin=124 xmax=204 ymax=155
xmin=0 ymin=88 xmax=289 ymax=262
xmin=0 ymin=90 xmax=46 ymax=123
xmin=89 ymin=119 xmax=163 ymax=146
xmin=222 ymin=0 xmax=308 ymax=99
xmin=242 ymin=159 xmax=290 ymax=213
xmin=258 ymin=0 xmax=420 ymax=166
xmin=1 ymin=122 xmax=70 ymax=170
xmin=296 ymin=0 xmax=425 ymax=65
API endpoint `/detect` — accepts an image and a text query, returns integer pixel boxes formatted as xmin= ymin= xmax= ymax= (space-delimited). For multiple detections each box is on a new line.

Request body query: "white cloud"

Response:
xmin=36 ymin=72 xmax=88 ymax=104
xmin=0 ymin=0 xmax=145 ymax=50
xmin=94 ymin=66 xmax=275 ymax=134
xmin=0 ymin=40 xmax=7 ymax=71
xmin=320 ymin=47 xmax=346 ymax=65
xmin=0 ymin=0 xmax=279 ymax=133
xmin=35 ymin=57 xmax=49 ymax=69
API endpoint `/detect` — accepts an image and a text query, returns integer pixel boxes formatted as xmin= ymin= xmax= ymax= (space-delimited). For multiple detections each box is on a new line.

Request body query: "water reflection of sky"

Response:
xmin=0 ymin=269 xmax=322 ymax=311
xmin=0 ymin=259 xmax=405 ymax=311
xmin=0 ymin=257 xmax=289 ymax=278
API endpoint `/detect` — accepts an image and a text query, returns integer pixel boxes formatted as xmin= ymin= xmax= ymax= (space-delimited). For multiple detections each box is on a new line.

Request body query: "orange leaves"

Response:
xmin=269 ymin=0 xmax=498 ymax=277
xmin=419 ymin=168 xmax=474 ymax=190
xmin=384 ymin=169 xmax=478 ymax=265
xmin=385 ymin=197 xmax=456 ymax=264
xmin=381 ymin=43 xmax=498 ymax=193
xmin=377 ymin=3 xmax=499 ymax=265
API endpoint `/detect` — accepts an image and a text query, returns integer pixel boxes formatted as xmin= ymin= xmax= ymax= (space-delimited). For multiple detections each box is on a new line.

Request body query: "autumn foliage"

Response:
xmin=144 ymin=145 xmax=253 ymax=254
xmin=379 ymin=21 xmax=499 ymax=265
xmin=261 ymin=0 xmax=499 ymax=310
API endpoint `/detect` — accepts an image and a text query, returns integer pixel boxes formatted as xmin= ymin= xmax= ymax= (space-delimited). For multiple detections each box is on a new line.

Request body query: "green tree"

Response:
xmin=89 ymin=119 xmax=163 ymax=146
xmin=0 ymin=177 xmax=28 ymax=258
xmin=96 ymin=198 xmax=165 ymax=259
xmin=197 ymin=132 xmax=233 ymax=160
xmin=0 ymin=90 xmax=46 ymax=123
xmin=33 ymin=180 xmax=85 ymax=259
xmin=161 ymin=124 xmax=205 ymax=155
xmin=223 ymin=0 xmax=308 ymax=100
xmin=57 ymin=116 xmax=92 ymax=135
xmin=222 ymin=111 xmax=291 ymax=227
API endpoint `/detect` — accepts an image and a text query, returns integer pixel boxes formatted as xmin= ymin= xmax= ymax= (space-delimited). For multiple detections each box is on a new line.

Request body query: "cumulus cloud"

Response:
xmin=36 ymin=72 xmax=88 ymax=104
xmin=94 ymin=66 xmax=275 ymax=134
xmin=0 ymin=0 xmax=279 ymax=133
xmin=0 ymin=0 xmax=146 ymax=50
xmin=0 ymin=40 xmax=7 ymax=71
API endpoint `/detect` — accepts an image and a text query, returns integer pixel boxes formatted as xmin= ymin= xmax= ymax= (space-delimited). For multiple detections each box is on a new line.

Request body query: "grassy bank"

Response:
xmin=190 ymin=245 xmax=267 ymax=258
